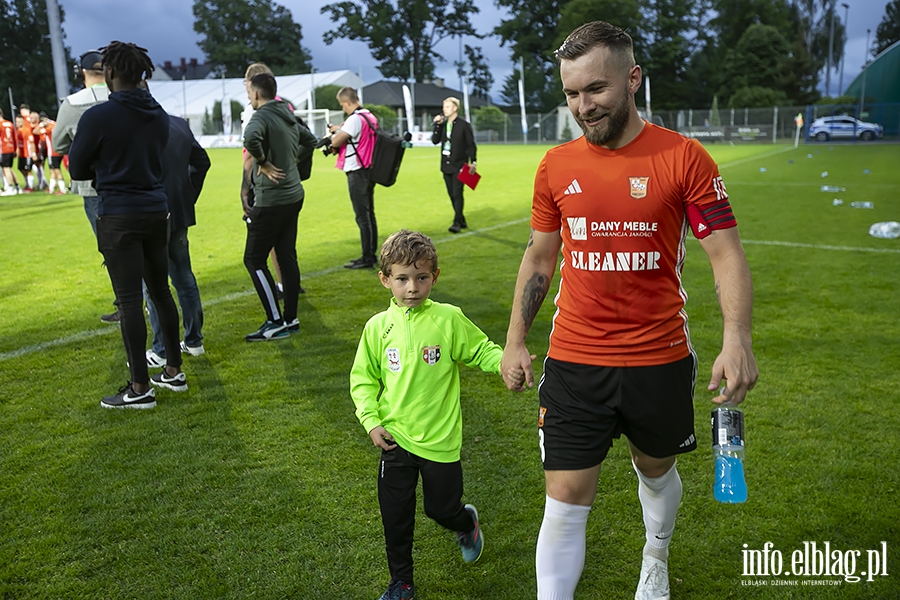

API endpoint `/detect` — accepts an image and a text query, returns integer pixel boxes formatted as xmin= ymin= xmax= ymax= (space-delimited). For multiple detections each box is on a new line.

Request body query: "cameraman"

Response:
xmin=327 ymin=87 xmax=379 ymax=269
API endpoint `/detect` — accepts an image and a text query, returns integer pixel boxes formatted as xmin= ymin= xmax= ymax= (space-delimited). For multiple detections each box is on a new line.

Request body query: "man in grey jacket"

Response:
xmin=242 ymin=72 xmax=317 ymax=342
xmin=52 ymin=49 xmax=117 ymax=322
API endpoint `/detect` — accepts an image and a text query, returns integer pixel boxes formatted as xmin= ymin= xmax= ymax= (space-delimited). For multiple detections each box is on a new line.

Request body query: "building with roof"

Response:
xmin=154 ymin=58 xmax=215 ymax=81
xmin=362 ymin=79 xmax=490 ymax=131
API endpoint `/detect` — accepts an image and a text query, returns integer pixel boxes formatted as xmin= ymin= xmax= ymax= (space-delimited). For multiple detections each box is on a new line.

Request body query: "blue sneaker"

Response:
xmin=377 ymin=580 xmax=415 ymax=600
xmin=456 ymin=504 xmax=483 ymax=563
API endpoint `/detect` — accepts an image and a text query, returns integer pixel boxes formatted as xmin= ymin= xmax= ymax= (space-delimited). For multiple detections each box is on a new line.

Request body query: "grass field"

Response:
xmin=0 ymin=141 xmax=898 ymax=599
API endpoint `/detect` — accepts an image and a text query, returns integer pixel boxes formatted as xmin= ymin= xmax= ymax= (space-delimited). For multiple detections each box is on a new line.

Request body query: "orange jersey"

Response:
xmin=0 ymin=119 xmax=16 ymax=154
xmin=531 ymin=122 xmax=733 ymax=367
xmin=42 ymin=120 xmax=60 ymax=157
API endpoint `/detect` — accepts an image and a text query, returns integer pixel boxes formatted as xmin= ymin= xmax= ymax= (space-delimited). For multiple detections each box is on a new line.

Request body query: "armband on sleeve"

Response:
xmin=685 ymin=199 xmax=737 ymax=239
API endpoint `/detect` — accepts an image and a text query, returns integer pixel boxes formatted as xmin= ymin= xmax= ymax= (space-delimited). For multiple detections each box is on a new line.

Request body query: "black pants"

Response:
xmin=96 ymin=212 xmax=182 ymax=384
xmin=378 ymin=446 xmax=475 ymax=585
xmin=243 ymin=201 xmax=302 ymax=323
xmin=443 ymin=171 xmax=466 ymax=227
xmin=347 ymin=169 xmax=378 ymax=262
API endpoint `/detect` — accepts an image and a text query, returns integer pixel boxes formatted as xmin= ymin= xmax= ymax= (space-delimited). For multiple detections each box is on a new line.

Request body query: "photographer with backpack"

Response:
xmin=327 ymin=87 xmax=380 ymax=270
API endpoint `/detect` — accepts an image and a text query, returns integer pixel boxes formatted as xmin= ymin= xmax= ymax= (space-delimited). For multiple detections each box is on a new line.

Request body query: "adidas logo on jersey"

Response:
xmin=697 ymin=223 xmax=707 ymax=233
xmin=679 ymin=433 xmax=696 ymax=448
xmin=563 ymin=179 xmax=583 ymax=195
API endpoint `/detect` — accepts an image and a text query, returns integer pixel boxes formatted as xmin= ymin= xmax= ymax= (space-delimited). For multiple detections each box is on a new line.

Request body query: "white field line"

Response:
xmin=0 ymin=146 xmax=890 ymax=361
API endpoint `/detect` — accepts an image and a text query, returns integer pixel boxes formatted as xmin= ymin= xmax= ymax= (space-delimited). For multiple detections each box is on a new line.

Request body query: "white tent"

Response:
xmin=147 ymin=69 xmax=364 ymax=135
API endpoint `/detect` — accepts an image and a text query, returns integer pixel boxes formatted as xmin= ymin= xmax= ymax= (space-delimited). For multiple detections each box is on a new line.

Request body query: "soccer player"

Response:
xmin=15 ymin=115 xmax=34 ymax=192
xmin=499 ymin=21 xmax=759 ymax=600
xmin=351 ymin=229 xmax=513 ymax=600
xmin=28 ymin=112 xmax=47 ymax=191
xmin=40 ymin=114 xmax=66 ymax=194
xmin=68 ymin=41 xmax=185 ymax=409
xmin=0 ymin=108 xmax=19 ymax=195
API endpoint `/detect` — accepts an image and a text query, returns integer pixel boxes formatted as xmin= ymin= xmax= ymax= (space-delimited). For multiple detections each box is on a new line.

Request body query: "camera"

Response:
xmin=315 ymin=134 xmax=337 ymax=156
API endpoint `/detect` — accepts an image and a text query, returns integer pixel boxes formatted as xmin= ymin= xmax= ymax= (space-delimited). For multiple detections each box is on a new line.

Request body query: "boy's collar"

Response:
xmin=390 ymin=297 xmax=433 ymax=311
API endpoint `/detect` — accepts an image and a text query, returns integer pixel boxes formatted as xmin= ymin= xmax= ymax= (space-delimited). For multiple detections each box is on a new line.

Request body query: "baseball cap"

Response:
xmin=79 ymin=50 xmax=103 ymax=71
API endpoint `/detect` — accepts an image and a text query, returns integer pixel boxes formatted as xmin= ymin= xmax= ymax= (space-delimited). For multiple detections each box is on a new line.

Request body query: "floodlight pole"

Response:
xmin=826 ymin=0 xmax=836 ymax=97
xmin=859 ymin=29 xmax=871 ymax=118
xmin=45 ymin=0 xmax=69 ymax=104
xmin=838 ymin=3 xmax=849 ymax=95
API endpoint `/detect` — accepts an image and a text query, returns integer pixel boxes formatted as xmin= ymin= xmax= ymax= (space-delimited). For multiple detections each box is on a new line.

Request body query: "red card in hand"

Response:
xmin=457 ymin=163 xmax=481 ymax=190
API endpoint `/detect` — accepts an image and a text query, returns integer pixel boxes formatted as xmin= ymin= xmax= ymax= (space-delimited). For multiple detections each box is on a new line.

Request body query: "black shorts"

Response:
xmin=49 ymin=156 xmax=62 ymax=169
xmin=537 ymin=354 xmax=698 ymax=470
xmin=17 ymin=157 xmax=32 ymax=172
xmin=0 ymin=153 xmax=13 ymax=168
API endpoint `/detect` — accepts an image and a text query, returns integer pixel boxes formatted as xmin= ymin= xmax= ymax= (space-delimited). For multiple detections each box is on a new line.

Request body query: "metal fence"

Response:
xmin=462 ymin=103 xmax=900 ymax=145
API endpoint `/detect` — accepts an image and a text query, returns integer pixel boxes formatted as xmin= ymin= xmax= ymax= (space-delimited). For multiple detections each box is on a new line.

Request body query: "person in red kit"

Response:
xmin=500 ymin=21 xmax=759 ymax=600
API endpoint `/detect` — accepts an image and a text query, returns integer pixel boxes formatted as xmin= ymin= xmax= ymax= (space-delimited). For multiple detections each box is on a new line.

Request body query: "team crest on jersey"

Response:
xmin=386 ymin=348 xmax=401 ymax=372
xmin=422 ymin=345 xmax=441 ymax=365
xmin=629 ymin=176 xmax=650 ymax=199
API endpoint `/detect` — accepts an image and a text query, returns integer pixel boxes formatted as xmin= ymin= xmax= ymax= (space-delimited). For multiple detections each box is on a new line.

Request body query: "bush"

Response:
xmin=201 ymin=108 xmax=216 ymax=135
xmin=728 ymin=86 xmax=788 ymax=109
xmin=472 ymin=105 xmax=506 ymax=133
xmin=366 ymin=104 xmax=398 ymax=133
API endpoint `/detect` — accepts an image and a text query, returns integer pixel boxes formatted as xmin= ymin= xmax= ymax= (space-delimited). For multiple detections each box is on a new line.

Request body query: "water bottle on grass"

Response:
xmin=712 ymin=404 xmax=747 ymax=504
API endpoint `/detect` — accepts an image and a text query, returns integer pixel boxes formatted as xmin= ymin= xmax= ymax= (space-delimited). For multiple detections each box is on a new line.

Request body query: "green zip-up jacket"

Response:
xmin=350 ymin=298 xmax=503 ymax=463
xmin=243 ymin=99 xmax=317 ymax=207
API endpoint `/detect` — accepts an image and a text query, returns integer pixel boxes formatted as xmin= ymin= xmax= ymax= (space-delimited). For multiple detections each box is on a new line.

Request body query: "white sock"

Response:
xmin=634 ymin=461 xmax=682 ymax=561
xmin=48 ymin=178 xmax=56 ymax=192
xmin=277 ymin=282 xmax=284 ymax=292
xmin=536 ymin=496 xmax=591 ymax=600
xmin=58 ymin=180 xmax=67 ymax=193
xmin=26 ymin=174 xmax=34 ymax=188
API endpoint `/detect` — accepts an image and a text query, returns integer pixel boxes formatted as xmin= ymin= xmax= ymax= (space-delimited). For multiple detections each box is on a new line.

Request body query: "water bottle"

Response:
xmin=869 ymin=221 xmax=900 ymax=239
xmin=850 ymin=201 xmax=874 ymax=209
xmin=712 ymin=405 xmax=747 ymax=503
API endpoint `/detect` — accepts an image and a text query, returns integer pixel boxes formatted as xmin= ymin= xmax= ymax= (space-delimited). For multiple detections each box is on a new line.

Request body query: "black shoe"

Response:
xmin=286 ymin=318 xmax=300 ymax=333
xmin=150 ymin=368 xmax=188 ymax=392
xmin=100 ymin=310 xmax=121 ymax=323
xmin=448 ymin=223 xmax=462 ymax=233
xmin=345 ymin=258 xmax=375 ymax=269
xmin=245 ymin=320 xmax=289 ymax=342
xmin=298 ymin=285 xmax=306 ymax=294
xmin=101 ymin=382 xmax=156 ymax=409
xmin=276 ymin=287 xmax=284 ymax=301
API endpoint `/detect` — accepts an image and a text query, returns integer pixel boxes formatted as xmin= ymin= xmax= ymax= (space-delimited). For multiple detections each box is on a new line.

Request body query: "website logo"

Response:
xmin=741 ymin=541 xmax=889 ymax=586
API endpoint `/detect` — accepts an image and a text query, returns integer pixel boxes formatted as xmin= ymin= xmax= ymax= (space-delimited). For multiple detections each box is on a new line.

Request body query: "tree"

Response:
xmin=212 ymin=100 xmax=224 ymax=134
xmin=201 ymin=108 xmax=217 ymax=134
xmin=367 ymin=104 xmax=399 ymax=132
xmin=728 ymin=86 xmax=788 ymax=108
xmin=472 ymin=105 xmax=506 ymax=132
xmin=640 ymin=0 xmax=702 ymax=110
xmin=463 ymin=45 xmax=493 ymax=99
xmin=193 ymin=0 xmax=312 ymax=77
xmin=874 ymin=0 xmax=900 ymax=56
xmin=719 ymin=24 xmax=790 ymax=102
xmin=709 ymin=95 xmax=721 ymax=126
xmin=0 ymin=0 xmax=74 ymax=114
xmin=321 ymin=0 xmax=482 ymax=82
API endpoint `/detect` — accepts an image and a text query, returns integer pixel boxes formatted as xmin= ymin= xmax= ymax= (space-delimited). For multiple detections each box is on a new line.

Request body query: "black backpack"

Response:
xmin=295 ymin=116 xmax=314 ymax=181
xmin=357 ymin=111 xmax=405 ymax=187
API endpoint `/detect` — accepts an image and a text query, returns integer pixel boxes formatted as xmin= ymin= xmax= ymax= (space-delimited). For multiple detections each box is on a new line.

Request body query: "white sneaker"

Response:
xmin=146 ymin=349 xmax=166 ymax=368
xmin=635 ymin=555 xmax=670 ymax=600
xmin=180 ymin=341 xmax=205 ymax=356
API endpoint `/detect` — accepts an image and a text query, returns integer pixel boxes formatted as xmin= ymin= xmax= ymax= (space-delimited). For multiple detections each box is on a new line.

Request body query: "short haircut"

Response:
xmin=555 ymin=21 xmax=635 ymax=69
xmin=336 ymin=86 xmax=359 ymax=103
xmin=380 ymin=229 xmax=439 ymax=276
xmin=19 ymin=104 xmax=29 ymax=111
xmin=244 ymin=62 xmax=273 ymax=81
xmin=443 ymin=97 xmax=460 ymax=109
xmin=250 ymin=73 xmax=277 ymax=101
xmin=101 ymin=41 xmax=155 ymax=85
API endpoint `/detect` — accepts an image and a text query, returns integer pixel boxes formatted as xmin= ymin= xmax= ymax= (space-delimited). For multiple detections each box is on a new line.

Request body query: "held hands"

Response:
xmin=257 ymin=161 xmax=285 ymax=183
xmin=707 ymin=336 xmax=759 ymax=405
xmin=500 ymin=345 xmax=538 ymax=392
xmin=369 ymin=426 xmax=398 ymax=451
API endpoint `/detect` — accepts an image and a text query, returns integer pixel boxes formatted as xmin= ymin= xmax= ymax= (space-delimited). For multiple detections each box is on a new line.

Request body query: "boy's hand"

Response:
xmin=369 ymin=426 xmax=398 ymax=451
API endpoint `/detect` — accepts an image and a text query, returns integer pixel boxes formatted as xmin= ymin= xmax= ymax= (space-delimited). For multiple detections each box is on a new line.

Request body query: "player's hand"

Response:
xmin=501 ymin=344 xmax=537 ymax=392
xmin=708 ymin=336 xmax=758 ymax=405
xmin=369 ymin=426 xmax=398 ymax=451
xmin=257 ymin=162 xmax=285 ymax=183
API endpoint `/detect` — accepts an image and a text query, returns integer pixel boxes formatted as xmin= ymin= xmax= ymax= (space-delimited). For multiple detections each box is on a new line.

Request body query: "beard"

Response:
xmin=575 ymin=88 xmax=632 ymax=147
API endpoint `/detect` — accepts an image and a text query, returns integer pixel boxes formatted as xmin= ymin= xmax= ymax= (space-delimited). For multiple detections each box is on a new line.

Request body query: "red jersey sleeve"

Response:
xmin=682 ymin=139 xmax=736 ymax=239
xmin=531 ymin=156 xmax=561 ymax=233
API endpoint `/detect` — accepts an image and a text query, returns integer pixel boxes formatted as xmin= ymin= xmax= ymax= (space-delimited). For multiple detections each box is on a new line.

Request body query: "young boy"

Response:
xmin=351 ymin=229 xmax=510 ymax=600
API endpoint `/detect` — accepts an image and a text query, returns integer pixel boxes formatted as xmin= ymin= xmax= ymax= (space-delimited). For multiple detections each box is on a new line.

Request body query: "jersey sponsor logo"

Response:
xmin=387 ymin=348 xmax=401 ymax=372
xmin=629 ymin=176 xmax=650 ymax=198
xmin=563 ymin=178 xmax=583 ymax=195
xmin=569 ymin=250 xmax=661 ymax=272
xmin=422 ymin=345 xmax=441 ymax=365
xmin=712 ymin=176 xmax=728 ymax=200
xmin=567 ymin=216 xmax=587 ymax=240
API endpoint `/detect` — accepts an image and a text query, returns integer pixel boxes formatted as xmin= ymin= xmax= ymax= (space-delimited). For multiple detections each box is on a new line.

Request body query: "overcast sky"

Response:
xmin=61 ymin=0 xmax=891 ymax=101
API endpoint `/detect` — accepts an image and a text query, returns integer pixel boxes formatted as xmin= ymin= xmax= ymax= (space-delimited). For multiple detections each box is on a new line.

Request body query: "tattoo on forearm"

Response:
xmin=526 ymin=229 xmax=535 ymax=248
xmin=715 ymin=280 xmax=722 ymax=309
xmin=520 ymin=273 xmax=550 ymax=332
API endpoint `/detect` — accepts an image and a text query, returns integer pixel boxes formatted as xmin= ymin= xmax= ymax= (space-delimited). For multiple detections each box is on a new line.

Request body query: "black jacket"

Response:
xmin=163 ymin=116 xmax=210 ymax=231
xmin=431 ymin=117 xmax=476 ymax=174
xmin=68 ymin=88 xmax=169 ymax=215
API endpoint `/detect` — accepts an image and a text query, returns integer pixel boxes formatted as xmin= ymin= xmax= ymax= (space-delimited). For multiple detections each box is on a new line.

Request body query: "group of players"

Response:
xmin=0 ymin=104 xmax=68 ymax=196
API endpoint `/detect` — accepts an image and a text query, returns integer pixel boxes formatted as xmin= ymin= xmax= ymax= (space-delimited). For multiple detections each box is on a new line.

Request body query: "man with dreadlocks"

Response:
xmin=69 ymin=41 xmax=187 ymax=409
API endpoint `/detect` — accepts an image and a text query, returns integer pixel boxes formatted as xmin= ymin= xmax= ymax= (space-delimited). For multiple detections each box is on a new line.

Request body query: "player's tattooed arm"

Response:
xmin=520 ymin=272 xmax=549 ymax=334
